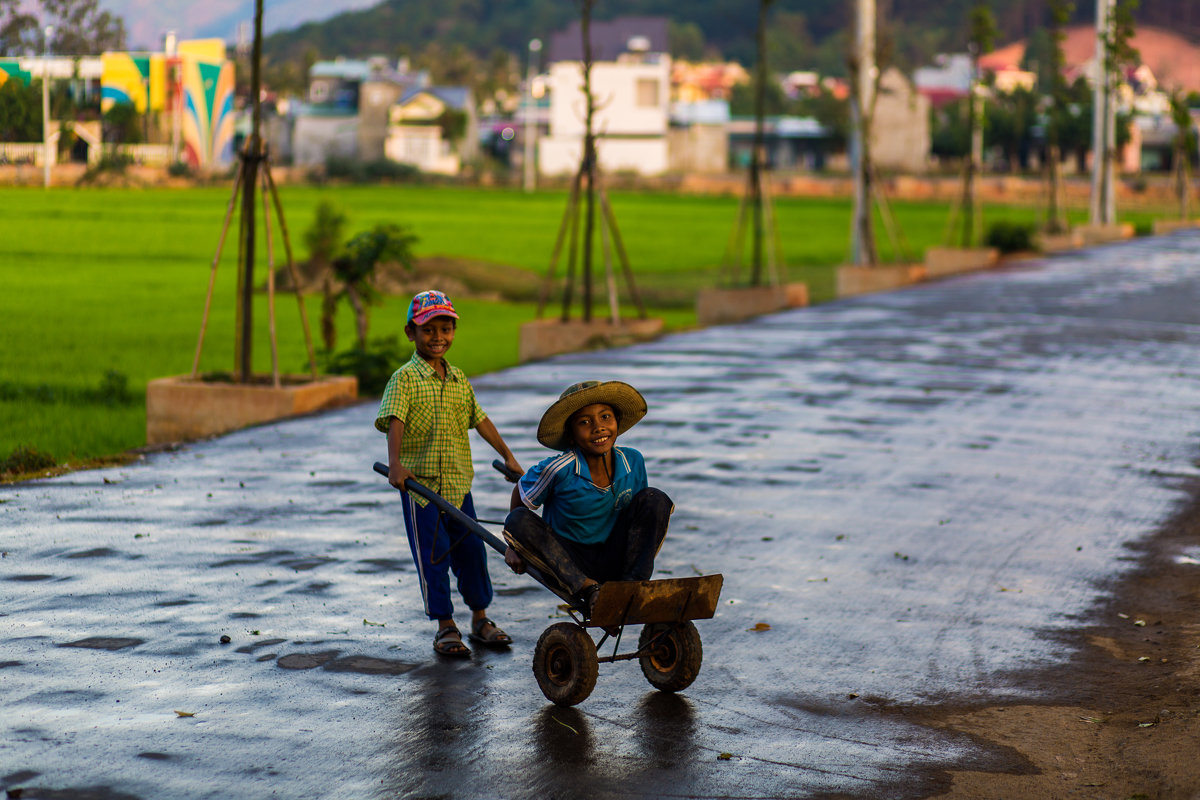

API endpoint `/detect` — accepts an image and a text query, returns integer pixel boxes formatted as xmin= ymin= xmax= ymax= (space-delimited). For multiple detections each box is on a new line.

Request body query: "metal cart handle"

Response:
xmin=372 ymin=461 xmax=507 ymax=555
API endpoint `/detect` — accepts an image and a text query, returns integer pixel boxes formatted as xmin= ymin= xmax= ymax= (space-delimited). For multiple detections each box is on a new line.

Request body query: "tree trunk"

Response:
xmin=346 ymin=285 xmax=368 ymax=349
xmin=321 ymin=276 xmax=337 ymax=353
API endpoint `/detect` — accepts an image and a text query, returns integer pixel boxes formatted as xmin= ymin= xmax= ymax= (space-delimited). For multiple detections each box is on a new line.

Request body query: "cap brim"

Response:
xmin=410 ymin=308 xmax=459 ymax=325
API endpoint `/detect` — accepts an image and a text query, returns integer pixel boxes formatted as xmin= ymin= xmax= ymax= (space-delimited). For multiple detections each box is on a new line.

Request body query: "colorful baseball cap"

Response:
xmin=406 ymin=290 xmax=459 ymax=326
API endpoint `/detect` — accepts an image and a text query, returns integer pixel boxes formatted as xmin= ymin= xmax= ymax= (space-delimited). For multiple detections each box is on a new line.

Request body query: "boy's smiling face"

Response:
xmin=407 ymin=316 xmax=456 ymax=363
xmin=568 ymin=402 xmax=619 ymax=458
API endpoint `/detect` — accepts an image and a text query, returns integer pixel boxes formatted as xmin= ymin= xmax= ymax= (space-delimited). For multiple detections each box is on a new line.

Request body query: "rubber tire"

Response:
xmin=638 ymin=621 xmax=703 ymax=693
xmin=532 ymin=622 xmax=599 ymax=706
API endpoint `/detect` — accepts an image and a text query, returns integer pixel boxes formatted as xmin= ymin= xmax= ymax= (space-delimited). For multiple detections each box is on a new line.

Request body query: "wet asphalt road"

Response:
xmin=5 ymin=232 xmax=1200 ymax=799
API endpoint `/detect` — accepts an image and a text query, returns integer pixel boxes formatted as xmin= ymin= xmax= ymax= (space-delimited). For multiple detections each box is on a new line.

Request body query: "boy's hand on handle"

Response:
xmin=502 ymin=455 xmax=524 ymax=482
xmin=492 ymin=458 xmax=524 ymax=483
xmin=388 ymin=460 xmax=417 ymax=492
xmin=504 ymin=546 xmax=526 ymax=575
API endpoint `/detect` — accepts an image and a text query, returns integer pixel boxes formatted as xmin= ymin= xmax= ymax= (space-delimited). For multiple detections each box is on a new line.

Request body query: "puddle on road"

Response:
xmin=57 ymin=637 xmax=144 ymax=651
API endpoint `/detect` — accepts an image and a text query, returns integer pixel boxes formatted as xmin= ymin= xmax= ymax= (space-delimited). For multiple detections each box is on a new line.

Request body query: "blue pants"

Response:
xmin=400 ymin=490 xmax=493 ymax=621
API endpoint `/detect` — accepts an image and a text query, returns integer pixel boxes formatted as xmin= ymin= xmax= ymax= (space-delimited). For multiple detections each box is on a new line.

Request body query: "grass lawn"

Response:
xmin=0 ymin=180 xmax=1160 ymax=472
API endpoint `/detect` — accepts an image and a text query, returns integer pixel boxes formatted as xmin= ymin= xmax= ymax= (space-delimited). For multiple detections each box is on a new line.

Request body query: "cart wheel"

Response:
xmin=532 ymin=622 xmax=598 ymax=706
xmin=638 ymin=621 xmax=703 ymax=693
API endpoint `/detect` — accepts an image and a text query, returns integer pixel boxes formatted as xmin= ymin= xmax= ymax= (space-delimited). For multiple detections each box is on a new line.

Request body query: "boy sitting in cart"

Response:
xmin=503 ymin=380 xmax=672 ymax=618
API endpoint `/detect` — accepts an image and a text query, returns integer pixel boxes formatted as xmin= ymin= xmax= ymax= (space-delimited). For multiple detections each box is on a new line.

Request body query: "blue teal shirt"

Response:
xmin=518 ymin=447 xmax=648 ymax=545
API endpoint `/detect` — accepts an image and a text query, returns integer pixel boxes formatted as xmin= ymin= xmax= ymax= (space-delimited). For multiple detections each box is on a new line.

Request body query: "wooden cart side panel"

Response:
xmin=589 ymin=575 xmax=724 ymax=627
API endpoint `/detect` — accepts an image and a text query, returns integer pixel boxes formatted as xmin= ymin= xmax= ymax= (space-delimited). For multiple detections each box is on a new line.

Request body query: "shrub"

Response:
xmin=985 ymin=220 xmax=1035 ymax=254
xmin=322 ymin=336 xmax=408 ymax=395
xmin=96 ymin=370 xmax=132 ymax=407
xmin=1 ymin=444 xmax=57 ymax=476
xmin=322 ymin=155 xmax=421 ymax=184
xmin=362 ymin=158 xmax=420 ymax=183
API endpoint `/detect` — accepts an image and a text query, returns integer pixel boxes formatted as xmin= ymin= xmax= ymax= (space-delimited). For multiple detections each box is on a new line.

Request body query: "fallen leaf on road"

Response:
xmin=718 ymin=753 xmax=733 ymax=760
xmin=747 ymin=623 xmax=771 ymax=632
xmin=363 ymin=619 xmax=385 ymax=627
xmin=174 ymin=710 xmax=196 ymax=718
xmin=551 ymin=716 xmax=579 ymax=735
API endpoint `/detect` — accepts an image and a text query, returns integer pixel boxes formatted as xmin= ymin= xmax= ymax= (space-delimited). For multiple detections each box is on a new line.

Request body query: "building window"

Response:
xmin=636 ymin=78 xmax=659 ymax=108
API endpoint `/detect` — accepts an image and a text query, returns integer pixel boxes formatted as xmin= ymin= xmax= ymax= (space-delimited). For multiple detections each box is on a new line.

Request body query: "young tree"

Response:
xmin=331 ymin=223 xmax=418 ymax=350
xmin=1042 ymin=0 xmax=1074 ymax=233
xmin=303 ymin=200 xmax=349 ymax=352
xmin=958 ymin=4 xmax=997 ymax=247
xmin=1168 ymin=90 xmax=1196 ymax=219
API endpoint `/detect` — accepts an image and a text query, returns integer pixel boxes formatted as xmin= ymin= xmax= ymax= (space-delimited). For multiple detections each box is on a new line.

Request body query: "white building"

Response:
xmin=539 ymin=52 xmax=671 ymax=177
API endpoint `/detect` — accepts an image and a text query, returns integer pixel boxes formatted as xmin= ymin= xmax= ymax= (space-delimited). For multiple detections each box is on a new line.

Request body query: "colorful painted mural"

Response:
xmin=179 ymin=56 xmax=236 ymax=169
xmin=100 ymin=40 xmax=235 ymax=169
xmin=100 ymin=52 xmax=160 ymax=113
xmin=0 ymin=61 xmax=32 ymax=87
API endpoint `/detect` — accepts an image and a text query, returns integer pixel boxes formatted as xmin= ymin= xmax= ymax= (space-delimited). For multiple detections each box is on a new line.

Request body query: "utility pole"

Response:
xmin=580 ymin=0 xmax=596 ymax=321
xmin=850 ymin=0 xmax=877 ymax=265
xmin=42 ymin=25 xmax=54 ymax=189
xmin=1090 ymin=0 xmax=1115 ymax=225
xmin=166 ymin=30 xmax=180 ymax=165
xmin=748 ymin=0 xmax=770 ymax=284
xmin=523 ymin=38 xmax=541 ymax=193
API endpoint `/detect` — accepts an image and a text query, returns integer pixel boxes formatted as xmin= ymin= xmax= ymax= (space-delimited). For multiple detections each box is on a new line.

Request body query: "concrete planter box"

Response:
xmin=784 ymin=282 xmax=809 ymax=308
xmin=696 ymin=285 xmax=789 ymax=326
xmin=924 ymin=247 xmax=999 ymax=279
xmin=1037 ymin=229 xmax=1084 ymax=253
xmin=836 ymin=264 xmax=926 ymax=298
xmin=1077 ymin=223 xmax=1134 ymax=246
xmin=1152 ymin=219 xmax=1200 ymax=235
xmin=147 ymin=374 xmax=359 ymax=445
xmin=518 ymin=318 xmax=664 ymax=363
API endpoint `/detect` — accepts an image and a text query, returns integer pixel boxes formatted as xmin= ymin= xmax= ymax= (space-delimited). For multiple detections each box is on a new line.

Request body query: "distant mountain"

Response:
xmin=255 ymin=0 xmax=1200 ymax=73
xmin=99 ymin=0 xmax=380 ymax=49
xmin=101 ymin=0 xmax=1200 ymax=66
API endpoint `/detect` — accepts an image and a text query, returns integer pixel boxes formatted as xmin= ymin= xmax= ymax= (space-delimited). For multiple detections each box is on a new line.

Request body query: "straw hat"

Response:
xmin=536 ymin=380 xmax=647 ymax=450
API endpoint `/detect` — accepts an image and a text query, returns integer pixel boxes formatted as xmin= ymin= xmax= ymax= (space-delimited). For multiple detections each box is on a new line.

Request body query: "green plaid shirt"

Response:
xmin=375 ymin=353 xmax=486 ymax=507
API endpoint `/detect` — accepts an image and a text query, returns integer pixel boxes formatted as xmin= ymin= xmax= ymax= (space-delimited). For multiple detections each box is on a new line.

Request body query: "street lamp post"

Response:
xmin=523 ymin=38 xmax=542 ymax=193
xmin=42 ymin=25 xmax=54 ymax=189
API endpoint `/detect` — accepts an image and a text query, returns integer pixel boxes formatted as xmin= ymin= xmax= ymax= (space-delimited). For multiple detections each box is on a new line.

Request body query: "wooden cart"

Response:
xmin=374 ymin=461 xmax=723 ymax=706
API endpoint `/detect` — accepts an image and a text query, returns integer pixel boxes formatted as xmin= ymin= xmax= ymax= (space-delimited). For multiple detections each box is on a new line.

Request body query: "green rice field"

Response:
xmin=0 ymin=181 xmax=1143 ymax=472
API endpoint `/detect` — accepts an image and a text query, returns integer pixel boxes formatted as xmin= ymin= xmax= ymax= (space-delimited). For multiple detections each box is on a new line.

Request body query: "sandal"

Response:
xmin=468 ymin=617 xmax=512 ymax=648
xmin=433 ymin=625 xmax=471 ymax=658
